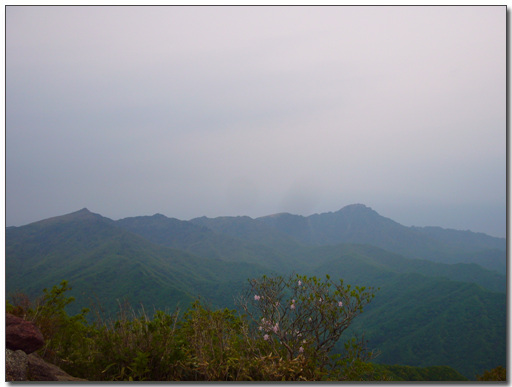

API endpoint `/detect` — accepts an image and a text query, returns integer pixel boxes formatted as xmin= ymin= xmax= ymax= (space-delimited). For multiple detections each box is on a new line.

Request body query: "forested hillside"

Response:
xmin=256 ymin=204 xmax=505 ymax=273
xmin=5 ymin=205 xmax=506 ymax=380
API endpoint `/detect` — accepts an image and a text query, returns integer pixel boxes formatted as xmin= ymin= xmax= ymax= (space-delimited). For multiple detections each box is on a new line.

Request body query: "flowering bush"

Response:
xmin=238 ymin=274 xmax=378 ymax=379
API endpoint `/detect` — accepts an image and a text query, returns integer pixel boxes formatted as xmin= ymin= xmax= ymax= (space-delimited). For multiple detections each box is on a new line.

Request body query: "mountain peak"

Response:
xmin=31 ymin=208 xmax=106 ymax=227
xmin=68 ymin=207 xmax=100 ymax=218
xmin=333 ymin=204 xmax=381 ymax=218
xmin=338 ymin=203 xmax=374 ymax=212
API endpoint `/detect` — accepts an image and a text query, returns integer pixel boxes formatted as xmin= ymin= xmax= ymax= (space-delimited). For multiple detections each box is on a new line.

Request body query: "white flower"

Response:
xmin=264 ymin=334 xmax=269 ymax=341
xmin=254 ymin=295 xmax=261 ymax=301
xmin=298 ymin=280 xmax=302 ymax=286
xmin=273 ymin=323 xmax=279 ymax=333
xmin=299 ymin=346 xmax=304 ymax=353
xmin=290 ymin=303 xmax=295 ymax=310
xmin=338 ymin=301 xmax=343 ymax=307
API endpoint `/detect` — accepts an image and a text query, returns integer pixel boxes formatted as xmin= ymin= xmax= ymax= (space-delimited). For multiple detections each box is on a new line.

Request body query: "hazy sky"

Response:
xmin=6 ymin=6 xmax=506 ymax=237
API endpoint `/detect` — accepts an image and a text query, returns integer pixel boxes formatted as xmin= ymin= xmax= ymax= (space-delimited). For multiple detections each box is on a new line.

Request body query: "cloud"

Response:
xmin=6 ymin=6 xmax=505 ymax=236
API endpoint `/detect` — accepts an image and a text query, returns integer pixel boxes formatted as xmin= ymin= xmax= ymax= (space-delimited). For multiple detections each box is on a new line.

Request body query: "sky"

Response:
xmin=6 ymin=5 xmax=506 ymax=237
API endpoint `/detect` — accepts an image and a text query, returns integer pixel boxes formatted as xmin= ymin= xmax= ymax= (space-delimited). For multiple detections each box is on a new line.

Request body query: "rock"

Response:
xmin=27 ymin=353 xmax=87 ymax=381
xmin=6 ymin=313 xmax=45 ymax=354
xmin=5 ymin=313 xmax=86 ymax=381
xmin=6 ymin=349 xmax=28 ymax=381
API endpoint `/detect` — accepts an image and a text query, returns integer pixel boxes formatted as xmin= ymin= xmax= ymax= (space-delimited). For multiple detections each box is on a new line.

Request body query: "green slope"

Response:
xmin=5 ymin=207 xmax=506 ymax=380
xmin=190 ymin=214 xmax=303 ymax=251
xmin=5 ymin=209 xmax=269 ymax=315
xmin=349 ymin=272 xmax=506 ymax=379
xmin=294 ymin=243 xmax=505 ymax=293
xmin=287 ymin=245 xmax=506 ymax=379
xmin=119 ymin=215 xmax=505 ymax=293
xmin=257 ymin=204 xmax=506 ymax=273
xmin=116 ymin=214 xmax=297 ymax=272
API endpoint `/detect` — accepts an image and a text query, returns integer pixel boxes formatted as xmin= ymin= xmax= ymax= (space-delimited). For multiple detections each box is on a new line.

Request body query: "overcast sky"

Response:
xmin=6 ymin=6 xmax=506 ymax=237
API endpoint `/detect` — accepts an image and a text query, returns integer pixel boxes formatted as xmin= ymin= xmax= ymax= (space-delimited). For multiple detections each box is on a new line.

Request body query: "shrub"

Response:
xmin=7 ymin=281 xmax=91 ymax=369
xmin=6 ymin=275 xmax=382 ymax=381
xmin=237 ymin=274 xmax=380 ymax=380
xmin=178 ymin=300 xmax=252 ymax=380
xmin=476 ymin=366 xmax=506 ymax=381
xmin=83 ymin=303 xmax=184 ymax=381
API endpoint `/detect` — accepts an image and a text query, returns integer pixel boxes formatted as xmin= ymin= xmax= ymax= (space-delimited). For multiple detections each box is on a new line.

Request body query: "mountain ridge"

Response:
xmin=9 ymin=204 xmax=505 ymax=244
xmin=6 ymin=208 xmax=270 ymax=313
xmin=9 ymin=204 xmax=504 ymax=273
xmin=5 ymin=204 xmax=506 ymax=379
xmin=256 ymin=204 xmax=505 ymax=272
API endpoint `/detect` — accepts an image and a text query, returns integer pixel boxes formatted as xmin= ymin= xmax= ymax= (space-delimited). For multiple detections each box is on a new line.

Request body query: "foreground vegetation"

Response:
xmin=8 ymin=276 xmax=501 ymax=381
xmin=7 ymin=275 xmax=383 ymax=381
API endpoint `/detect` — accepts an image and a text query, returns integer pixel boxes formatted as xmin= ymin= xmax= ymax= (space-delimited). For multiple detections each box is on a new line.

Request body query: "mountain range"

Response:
xmin=5 ymin=204 xmax=506 ymax=379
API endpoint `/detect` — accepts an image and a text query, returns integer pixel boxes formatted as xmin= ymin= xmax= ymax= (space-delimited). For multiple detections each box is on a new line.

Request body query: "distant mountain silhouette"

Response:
xmin=257 ymin=204 xmax=505 ymax=273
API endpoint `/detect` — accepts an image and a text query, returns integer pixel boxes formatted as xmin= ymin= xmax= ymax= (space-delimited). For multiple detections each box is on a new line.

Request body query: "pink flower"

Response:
xmin=298 ymin=280 xmax=302 ymax=286
xmin=338 ymin=301 xmax=343 ymax=307
xmin=299 ymin=346 xmax=304 ymax=353
xmin=254 ymin=295 xmax=261 ymax=301
xmin=273 ymin=323 xmax=279 ymax=333
xmin=264 ymin=334 xmax=269 ymax=341
xmin=290 ymin=303 xmax=295 ymax=310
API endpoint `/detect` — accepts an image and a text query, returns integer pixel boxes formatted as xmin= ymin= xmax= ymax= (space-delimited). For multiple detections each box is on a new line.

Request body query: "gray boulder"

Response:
xmin=27 ymin=352 xmax=87 ymax=381
xmin=6 ymin=349 xmax=28 ymax=381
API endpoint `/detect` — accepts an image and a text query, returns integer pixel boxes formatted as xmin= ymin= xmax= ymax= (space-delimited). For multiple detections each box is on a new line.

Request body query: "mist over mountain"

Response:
xmin=5 ymin=204 xmax=506 ymax=379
